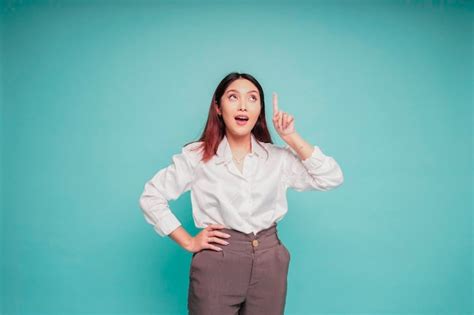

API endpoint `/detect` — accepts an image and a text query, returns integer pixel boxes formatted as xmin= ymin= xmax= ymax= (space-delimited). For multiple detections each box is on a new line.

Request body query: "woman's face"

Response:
xmin=217 ymin=78 xmax=261 ymax=137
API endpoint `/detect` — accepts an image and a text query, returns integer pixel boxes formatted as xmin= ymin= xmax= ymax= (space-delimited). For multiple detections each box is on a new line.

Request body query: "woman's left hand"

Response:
xmin=272 ymin=92 xmax=296 ymax=139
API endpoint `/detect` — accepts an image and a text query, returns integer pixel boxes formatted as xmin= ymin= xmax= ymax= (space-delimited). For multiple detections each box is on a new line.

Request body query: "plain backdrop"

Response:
xmin=1 ymin=0 xmax=472 ymax=314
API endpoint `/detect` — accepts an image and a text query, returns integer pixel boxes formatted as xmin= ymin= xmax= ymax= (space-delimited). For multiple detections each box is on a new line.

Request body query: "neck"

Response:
xmin=225 ymin=132 xmax=252 ymax=155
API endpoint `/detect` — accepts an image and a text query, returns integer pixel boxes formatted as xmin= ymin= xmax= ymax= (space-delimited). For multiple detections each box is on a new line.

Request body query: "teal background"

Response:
xmin=1 ymin=0 xmax=472 ymax=314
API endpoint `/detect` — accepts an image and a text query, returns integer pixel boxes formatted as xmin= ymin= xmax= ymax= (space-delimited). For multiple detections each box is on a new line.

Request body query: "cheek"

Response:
xmin=222 ymin=112 xmax=236 ymax=125
xmin=220 ymin=106 xmax=232 ymax=118
xmin=252 ymin=106 xmax=261 ymax=119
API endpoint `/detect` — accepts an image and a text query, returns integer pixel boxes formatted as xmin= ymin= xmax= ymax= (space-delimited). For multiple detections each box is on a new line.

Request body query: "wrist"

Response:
xmin=281 ymin=131 xmax=299 ymax=144
xmin=183 ymin=237 xmax=195 ymax=253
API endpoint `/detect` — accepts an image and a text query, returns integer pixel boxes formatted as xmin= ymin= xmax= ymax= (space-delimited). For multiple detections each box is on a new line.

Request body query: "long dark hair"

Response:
xmin=185 ymin=72 xmax=274 ymax=163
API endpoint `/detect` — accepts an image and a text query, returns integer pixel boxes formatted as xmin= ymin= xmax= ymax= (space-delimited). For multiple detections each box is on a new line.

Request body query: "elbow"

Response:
xmin=138 ymin=181 xmax=150 ymax=211
xmin=138 ymin=195 xmax=147 ymax=211
xmin=138 ymin=181 xmax=163 ymax=211
xmin=330 ymin=167 xmax=344 ymax=189
xmin=335 ymin=168 xmax=344 ymax=187
xmin=138 ymin=187 xmax=149 ymax=211
xmin=326 ymin=162 xmax=344 ymax=190
xmin=312 ymin=168 xmax=344 ymax=191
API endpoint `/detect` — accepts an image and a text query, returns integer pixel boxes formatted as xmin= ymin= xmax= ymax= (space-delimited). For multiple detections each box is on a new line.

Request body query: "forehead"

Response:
xmin=225 ymin=79 xmax=258 ymax=94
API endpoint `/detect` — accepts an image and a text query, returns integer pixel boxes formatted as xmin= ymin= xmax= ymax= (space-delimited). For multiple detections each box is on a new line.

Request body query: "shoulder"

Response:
xmin=183 ymin=140 xmax=204 ymax=152
xmin=180 ymin=141 xmax=204 ymax=166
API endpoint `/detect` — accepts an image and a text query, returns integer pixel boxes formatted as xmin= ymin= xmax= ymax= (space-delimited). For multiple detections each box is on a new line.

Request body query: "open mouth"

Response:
xmin=234 ymin=115 xmax=249 ymax=126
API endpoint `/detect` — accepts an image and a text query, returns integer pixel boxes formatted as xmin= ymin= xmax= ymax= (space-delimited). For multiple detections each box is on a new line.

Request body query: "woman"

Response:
xmin=139 ymin=72 xmax=344 ymax=315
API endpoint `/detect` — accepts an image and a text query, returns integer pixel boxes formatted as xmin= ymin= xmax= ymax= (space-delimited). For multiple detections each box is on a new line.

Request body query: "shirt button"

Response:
xmin=252 ymin=239 xmax=259 ymax=247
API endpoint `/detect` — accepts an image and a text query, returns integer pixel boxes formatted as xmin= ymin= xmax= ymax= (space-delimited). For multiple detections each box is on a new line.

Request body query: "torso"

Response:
xmin=234 ymin=160 xmax=244 ymax=174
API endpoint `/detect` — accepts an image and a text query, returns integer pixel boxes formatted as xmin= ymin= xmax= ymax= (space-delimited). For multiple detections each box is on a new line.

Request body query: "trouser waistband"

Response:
xmin=217 ymin=223 xmax=282 ymax=253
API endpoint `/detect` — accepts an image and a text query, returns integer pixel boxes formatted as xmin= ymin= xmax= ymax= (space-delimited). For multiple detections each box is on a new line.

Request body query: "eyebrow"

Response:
xmin=226 ymin=89 xmax=259 ymax=95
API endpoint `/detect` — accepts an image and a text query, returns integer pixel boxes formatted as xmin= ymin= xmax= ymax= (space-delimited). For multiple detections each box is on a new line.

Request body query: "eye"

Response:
xmin=250 ymin=95 xmax=258 ymax=101
xmin=229 ymin=94 xmax=237 ymax=101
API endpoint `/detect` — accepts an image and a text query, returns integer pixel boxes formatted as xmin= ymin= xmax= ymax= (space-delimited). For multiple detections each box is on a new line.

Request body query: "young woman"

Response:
xmin=139 ymin=72 xmax=344 ymax=315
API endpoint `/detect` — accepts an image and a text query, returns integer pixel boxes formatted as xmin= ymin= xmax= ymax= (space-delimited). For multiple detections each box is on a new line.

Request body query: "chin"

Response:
xmin=228 ymin=128 xmax=251 ymax=137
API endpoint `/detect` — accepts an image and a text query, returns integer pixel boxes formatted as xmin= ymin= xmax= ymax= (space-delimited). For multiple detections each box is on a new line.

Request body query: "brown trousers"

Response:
xmin=187 ymin=223 xmax=291 ymax=315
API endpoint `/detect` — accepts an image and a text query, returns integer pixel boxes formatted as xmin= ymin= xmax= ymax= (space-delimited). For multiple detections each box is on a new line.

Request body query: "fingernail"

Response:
xmin=226 ymin=234 xmax=231 ymax=238
xmin=224 ymin=241 xmax=229 ymax=245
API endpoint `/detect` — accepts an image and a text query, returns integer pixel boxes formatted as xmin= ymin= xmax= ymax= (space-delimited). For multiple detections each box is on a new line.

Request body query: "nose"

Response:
xmin=238 ymin=100 xmax=247 ymax=111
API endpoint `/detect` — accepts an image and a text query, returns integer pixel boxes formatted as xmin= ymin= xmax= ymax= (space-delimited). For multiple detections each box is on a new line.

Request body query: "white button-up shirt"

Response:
xmin=139 ymin=134 xmax=344 ymax=236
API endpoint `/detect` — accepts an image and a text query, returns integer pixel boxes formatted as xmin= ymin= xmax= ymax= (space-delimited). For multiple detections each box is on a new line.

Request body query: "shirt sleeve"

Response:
xmin=139 ymin=143 xmax=201 ymax=237
xmin=282 ymin=144 xmax=344 ymax=192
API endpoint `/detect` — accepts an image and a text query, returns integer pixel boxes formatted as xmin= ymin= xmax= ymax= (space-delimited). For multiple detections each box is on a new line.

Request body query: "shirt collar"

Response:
xmin=214 ymin=133 xmax=267 ymax=165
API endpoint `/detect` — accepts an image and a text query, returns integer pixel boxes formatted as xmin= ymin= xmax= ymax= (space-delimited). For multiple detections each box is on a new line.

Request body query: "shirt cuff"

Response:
xmin=301 ymin=146 xmax=327 ymax=169
xmin=154 ymin=212 xmax=182 ymax=237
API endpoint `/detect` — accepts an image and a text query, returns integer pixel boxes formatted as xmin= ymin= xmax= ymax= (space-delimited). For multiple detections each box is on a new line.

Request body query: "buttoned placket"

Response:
xmin=214 ymin=134 xmax=267 ymax=228
xmin=231 ymin=154 xmax=258 ymax=214
xmin=225 ymin=158 xmax=248 ymax=181
xmin=225 ymin=151 xmax=259 ymax=181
